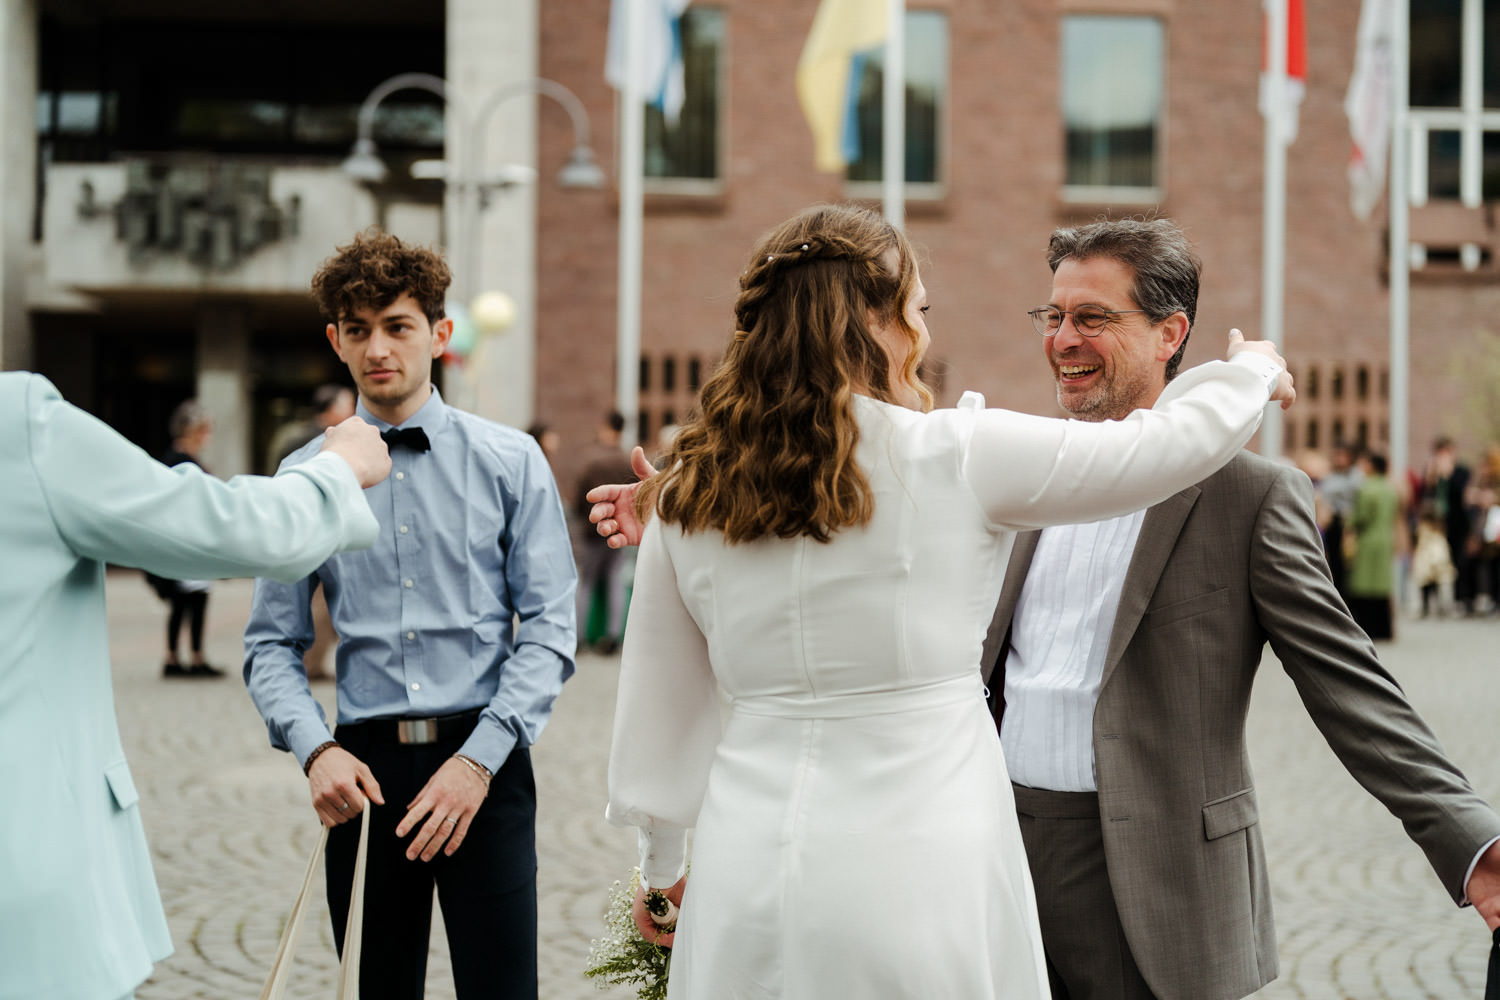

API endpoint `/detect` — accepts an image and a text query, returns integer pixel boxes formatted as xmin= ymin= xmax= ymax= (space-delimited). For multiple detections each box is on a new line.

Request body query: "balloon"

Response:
xmin=471 ymin=291 xmax=517 ymax=334
xmin=447 ymin=301 xmax=477 ymax=359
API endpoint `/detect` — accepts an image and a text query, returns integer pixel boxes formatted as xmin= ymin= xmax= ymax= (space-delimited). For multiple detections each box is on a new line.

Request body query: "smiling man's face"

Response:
xmin=1044 ymin=256 xmax=1185 ymax=422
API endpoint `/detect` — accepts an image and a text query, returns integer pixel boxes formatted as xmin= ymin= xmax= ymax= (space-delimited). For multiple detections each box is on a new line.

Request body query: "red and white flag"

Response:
xmin=1260 ymin=0 xmax=1308 ymax=145
xmin=1344 ymin=0 xmax=1394 ymax=219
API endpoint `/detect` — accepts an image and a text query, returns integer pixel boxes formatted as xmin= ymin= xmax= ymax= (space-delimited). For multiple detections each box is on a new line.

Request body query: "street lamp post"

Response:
xmin=342 ymin=72 xmax=604 ymax=414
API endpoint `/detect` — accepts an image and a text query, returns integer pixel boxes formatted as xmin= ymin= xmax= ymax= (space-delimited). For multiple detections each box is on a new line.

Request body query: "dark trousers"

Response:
xmin=166 ymin=590 xmax=207 ymax=654
xmin=327 ymin=721 xmax=538 ymax=1000
xmin=1013 ymin=784 xmax=1159 ymax=1000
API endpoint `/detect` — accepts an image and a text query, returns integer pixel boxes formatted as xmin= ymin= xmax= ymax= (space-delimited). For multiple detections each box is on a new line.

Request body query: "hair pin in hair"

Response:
xmin=766 ymin=255 xmax=775 ymax=263
xmin=800 ymin=244 xmax=809 ymax=251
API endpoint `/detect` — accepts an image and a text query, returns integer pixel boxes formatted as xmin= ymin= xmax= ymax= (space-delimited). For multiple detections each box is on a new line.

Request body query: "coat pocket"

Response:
xmin=1144 ymin=586 xmax=1230 ymax=629
xmin=1202 ymin=786 xmax=1258 ymax=840
xmin=104 ymin=759 xmax=140 ymax=810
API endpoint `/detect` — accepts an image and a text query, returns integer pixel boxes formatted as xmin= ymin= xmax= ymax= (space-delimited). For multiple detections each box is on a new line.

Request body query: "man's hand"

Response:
xmin=320 ymin=416 xmax=392 ymax=488
xmin=586 ymin=447 xmax=658 ymax=549
xmin=631 ymin=875 xmax=687 ymax=948
xmin=1466 ymin=840 xmax=1500 ymax=929
xmin=395 ymin=757 xmax=489 ymax=862
xmin=1225 ymin=328 xmax=1296 ymax=411
xmin=307 ymin=746 xmax=385 ymax=827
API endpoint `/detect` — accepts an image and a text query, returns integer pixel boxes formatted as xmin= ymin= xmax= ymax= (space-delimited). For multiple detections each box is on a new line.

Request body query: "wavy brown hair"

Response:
xmin=640 ymin=204 xmax=932 ymax=544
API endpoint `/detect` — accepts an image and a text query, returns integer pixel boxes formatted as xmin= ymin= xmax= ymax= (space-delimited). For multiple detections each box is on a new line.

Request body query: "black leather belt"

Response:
xmin=344 ymin=708 xmax=483 ymax=746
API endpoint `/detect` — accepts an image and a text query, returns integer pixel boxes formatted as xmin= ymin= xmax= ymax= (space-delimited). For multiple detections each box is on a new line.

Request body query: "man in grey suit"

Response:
xmin=982 ymin=217 xmax=1500 ymax=1000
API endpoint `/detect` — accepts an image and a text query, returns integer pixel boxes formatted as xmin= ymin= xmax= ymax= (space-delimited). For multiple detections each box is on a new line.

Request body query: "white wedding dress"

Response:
xmin=607 ymin=357 xmax=1279 ymax=999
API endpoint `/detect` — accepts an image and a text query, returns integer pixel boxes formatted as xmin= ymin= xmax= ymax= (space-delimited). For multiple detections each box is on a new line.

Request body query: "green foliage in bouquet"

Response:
xmin=584 ymin=867 xmax=673 ymax=1000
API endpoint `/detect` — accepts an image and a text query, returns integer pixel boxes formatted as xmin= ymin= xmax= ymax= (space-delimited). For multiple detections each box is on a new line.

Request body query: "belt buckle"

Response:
xmin=397 ymin=718 xmax=439 ymax=745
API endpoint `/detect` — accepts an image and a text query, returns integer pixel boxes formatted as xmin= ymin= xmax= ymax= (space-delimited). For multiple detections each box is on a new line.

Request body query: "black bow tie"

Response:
xmin=381 ymin=426 xmax=431 ymax=452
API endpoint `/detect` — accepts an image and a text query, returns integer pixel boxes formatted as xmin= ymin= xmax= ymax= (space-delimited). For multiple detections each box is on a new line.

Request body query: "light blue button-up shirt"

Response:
xmin=244 ymin=387 xmax=577 ymax=773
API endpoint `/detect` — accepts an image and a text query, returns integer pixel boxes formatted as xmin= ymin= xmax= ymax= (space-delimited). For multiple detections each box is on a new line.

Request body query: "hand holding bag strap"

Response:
xmin=259 ymin=807 xmax=371 ymax=1000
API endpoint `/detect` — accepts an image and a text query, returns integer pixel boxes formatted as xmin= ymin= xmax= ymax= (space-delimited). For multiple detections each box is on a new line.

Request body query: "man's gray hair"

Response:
xmin=1046 ymin=218 xmax=1201 ymax=382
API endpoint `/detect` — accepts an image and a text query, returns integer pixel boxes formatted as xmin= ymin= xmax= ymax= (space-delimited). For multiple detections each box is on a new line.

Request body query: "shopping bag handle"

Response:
xmin=258 ymin=805 xmax=372 ymax=1000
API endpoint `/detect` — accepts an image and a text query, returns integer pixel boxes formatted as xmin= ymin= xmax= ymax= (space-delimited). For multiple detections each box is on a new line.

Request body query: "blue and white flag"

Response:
xmin=606 ymin=0 xmax=692 ymax=124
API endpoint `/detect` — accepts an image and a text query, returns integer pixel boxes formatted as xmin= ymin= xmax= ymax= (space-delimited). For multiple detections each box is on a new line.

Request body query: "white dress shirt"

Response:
xmin=1001 ymin=512 xmax=1145 ymax=791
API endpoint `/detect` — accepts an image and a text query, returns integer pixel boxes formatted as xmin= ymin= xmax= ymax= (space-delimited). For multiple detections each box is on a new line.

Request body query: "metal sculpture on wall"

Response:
xmin=78 ymin=160 xmax=301 ymax=270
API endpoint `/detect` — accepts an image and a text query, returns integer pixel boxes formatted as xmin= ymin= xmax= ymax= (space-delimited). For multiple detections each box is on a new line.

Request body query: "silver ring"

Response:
xmin=338 ymin=802 xmax=349 ymax=812
xmin=441 ymin=817 xmax=457 ymax=826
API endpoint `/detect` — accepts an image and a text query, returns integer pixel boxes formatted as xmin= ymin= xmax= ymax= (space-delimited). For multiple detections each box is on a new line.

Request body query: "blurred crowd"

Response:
xmin=1299 ymin=436 xmax=1500 ymax=634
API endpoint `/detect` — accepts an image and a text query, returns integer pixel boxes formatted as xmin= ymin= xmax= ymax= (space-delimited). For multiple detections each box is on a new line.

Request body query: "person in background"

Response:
xmin=0 ymin=370 xmax=388 ymax=1000
xmin=158 ymin=399 xmax=221 ymax=679
xmin=267 ymin=383 xmax=357 ymax=471
xmin=574 ymin=411 xmax=635 ymax=655
xmin=1348 ymin=450 xmax=1402 ymax=640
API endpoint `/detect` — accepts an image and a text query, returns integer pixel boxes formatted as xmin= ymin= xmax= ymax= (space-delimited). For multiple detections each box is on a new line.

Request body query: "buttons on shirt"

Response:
xmin=404 ymin=579 xmax=414 ymax=588
xmin=411 ymin=681 xmax=421 ymax=691
xmin=395 ymin=471 xmax=405 ymax=481
xmin=406 ymin=631 xmax=416 ymax=640
xmin=399 ymin=525 xmax=409 ymax=534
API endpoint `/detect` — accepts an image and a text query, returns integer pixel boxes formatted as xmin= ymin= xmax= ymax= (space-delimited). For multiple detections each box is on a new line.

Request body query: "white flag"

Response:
xmin=1259 ymin=0 xmax=1307 ymax=145
xmin=1344 ymin=0 xmax=1394 ymax=220
xmin=606 ymin=0 xmax=692 ymax=123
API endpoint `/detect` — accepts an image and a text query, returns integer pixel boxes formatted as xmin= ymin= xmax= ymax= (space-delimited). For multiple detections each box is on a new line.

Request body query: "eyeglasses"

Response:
xmin=1027 ymin=305 xmax=1148 ymax=337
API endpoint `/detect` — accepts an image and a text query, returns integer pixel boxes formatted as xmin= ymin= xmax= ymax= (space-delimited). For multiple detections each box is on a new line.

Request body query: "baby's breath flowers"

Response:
xmin=585 ymin=867 xmax=674 ymax=999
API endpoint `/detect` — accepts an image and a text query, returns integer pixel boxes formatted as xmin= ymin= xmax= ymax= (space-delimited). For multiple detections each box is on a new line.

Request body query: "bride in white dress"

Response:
xmin=601 ymin=204 xmax=1291 ymax=999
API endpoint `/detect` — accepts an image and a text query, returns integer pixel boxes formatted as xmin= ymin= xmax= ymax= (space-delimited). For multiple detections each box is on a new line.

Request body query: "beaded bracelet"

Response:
xmin=303 ymin=740 xmax=340 ymax=775
xmin=452 ymin=753 xmax=492 ymax=788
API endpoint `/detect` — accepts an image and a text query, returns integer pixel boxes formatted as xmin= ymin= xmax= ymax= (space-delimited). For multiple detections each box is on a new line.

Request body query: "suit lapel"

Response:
xmin=980 ymin=531 xmax=1041 ymax=689
xmin=1099 ymin=485 xmax=1202 ymax=691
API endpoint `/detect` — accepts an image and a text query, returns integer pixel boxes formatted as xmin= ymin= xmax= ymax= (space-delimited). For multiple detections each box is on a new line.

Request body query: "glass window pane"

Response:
xmin=1487 ymin=0 xmax=1500 ymax=106
xmin=644 ymin=7 xmax=723 ymax=180
xmin=1427 ymin=128 xmax=1463 ymax=198
xmin=175 ymin=99 xmax=288 ymax=143
xmin=846 ymin=11 xmax=947 ymax=184
xmin=57 ymin=92 xmax=104 ymax=135
xmin=1063 ymin=16 xmax=1163 ymax=190
xmin=1410 ymin=0 xmax=1463 ymax=107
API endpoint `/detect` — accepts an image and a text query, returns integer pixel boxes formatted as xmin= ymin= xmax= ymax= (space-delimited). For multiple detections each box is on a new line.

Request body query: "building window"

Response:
xmin=1061 ymin=15 xmax=1164 ymax=201
xmin=1306 ymin=419 xmax=1320 ymax=451
xmin=687 ymin=357 xmax=703 ymax=391
xmin=1331 ymin=366 xmax=1345 ymax=401
xmin=644 ymin=7 xmax=724 ymax=182
xmin=662 ymin=356 xmax=677 ymax=392
xmin=1306 ymin=365 xmax=1319 ymax=400
xmin=846 ymin=10 xmax=948 ymax=187
xmin=1409 ymin=1 xmax=1500 ymax=199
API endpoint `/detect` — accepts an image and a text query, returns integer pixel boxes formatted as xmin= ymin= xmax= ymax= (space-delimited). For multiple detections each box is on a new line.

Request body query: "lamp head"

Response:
xmin=558 ymin=145 xmax=606 ymax=189
xmin=341 ymin=137 xmax=390 ymax=183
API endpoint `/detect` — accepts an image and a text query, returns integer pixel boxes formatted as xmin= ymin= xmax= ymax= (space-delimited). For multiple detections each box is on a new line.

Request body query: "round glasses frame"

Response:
xmin=1027 ymin=306 xmax=1148 ymax=337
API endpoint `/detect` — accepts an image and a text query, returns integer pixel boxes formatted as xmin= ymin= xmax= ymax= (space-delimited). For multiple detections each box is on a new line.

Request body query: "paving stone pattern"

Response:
xmin=103 ymin=572 xmax=1500 ymax=999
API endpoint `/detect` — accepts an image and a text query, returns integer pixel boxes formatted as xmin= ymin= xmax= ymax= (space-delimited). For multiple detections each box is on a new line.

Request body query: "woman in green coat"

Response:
xmin=1348 ymin=451 xmax=1401 ymax=640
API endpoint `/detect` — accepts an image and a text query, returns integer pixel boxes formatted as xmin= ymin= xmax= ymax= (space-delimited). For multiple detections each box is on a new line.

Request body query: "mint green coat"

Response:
xmin=0 ymin=373 xmax=378 ymax=1000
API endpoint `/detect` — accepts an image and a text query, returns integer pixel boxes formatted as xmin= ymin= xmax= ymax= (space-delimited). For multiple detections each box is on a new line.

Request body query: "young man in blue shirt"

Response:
xmin=244 ymin=231 xmax=577 ymax=999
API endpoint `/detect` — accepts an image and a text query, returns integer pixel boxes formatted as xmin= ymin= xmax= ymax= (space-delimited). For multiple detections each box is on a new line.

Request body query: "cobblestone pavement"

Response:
xmin=103 ymin=570 xmax=1500 ymax=999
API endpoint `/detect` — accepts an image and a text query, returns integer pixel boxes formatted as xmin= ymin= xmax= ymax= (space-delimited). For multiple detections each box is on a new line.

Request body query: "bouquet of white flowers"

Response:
xmin=584 ymin=866 xmax=677 ymax=1000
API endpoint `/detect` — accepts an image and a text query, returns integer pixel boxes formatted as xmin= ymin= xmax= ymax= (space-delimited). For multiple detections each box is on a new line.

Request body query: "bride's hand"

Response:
xmin=631 ymin=874 xmax=687 ymax=947
xmin=1225 ymin=328 xmax=1296 ymax=410
xmin=587 ymin=447 xmax=659 ymax=549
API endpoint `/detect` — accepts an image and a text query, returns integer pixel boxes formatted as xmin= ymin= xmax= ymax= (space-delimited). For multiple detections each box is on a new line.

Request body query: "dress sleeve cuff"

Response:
xmin=1227 ymin=350 xmax=1284 ymax=396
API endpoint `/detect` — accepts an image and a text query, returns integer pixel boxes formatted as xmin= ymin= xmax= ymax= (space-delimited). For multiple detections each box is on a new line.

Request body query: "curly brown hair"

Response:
xmin=310 ymin=229 xmax=451 ymax=325
xmin=640 ymin=204 xmax=932 ymax=544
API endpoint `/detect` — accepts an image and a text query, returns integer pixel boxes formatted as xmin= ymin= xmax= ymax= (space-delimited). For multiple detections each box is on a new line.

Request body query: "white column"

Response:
xmin=196 ymin=303 xmax=253 ymax=476
xmin=0 ymin=0 xmax=39 ymax=371
xmin=448 ymin=0 xmax=538 ymax=429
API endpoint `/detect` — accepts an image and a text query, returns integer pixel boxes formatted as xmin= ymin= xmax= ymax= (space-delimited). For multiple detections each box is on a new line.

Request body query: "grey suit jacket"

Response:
xmin=981 ymin=451 xmax=1500 ymax=1000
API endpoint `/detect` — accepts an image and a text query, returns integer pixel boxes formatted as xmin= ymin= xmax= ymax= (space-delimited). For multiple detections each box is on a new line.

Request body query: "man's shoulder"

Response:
xmin=1196 ymin=450 xmax=1304 ymax=494
xmin=443 ymin=410 xmax=544 ymax=468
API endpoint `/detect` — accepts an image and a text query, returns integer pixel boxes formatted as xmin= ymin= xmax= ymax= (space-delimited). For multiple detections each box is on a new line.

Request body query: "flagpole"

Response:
xmin=1260 ymin=0 xmax=1288 ymax=464
xmin=617 ymin=0 xmax=646 ymax=450
xmin=882 ymin=0 xmax=905 ymax=227
xmin=1388 ymin=0 xmax=1410 ymax=481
